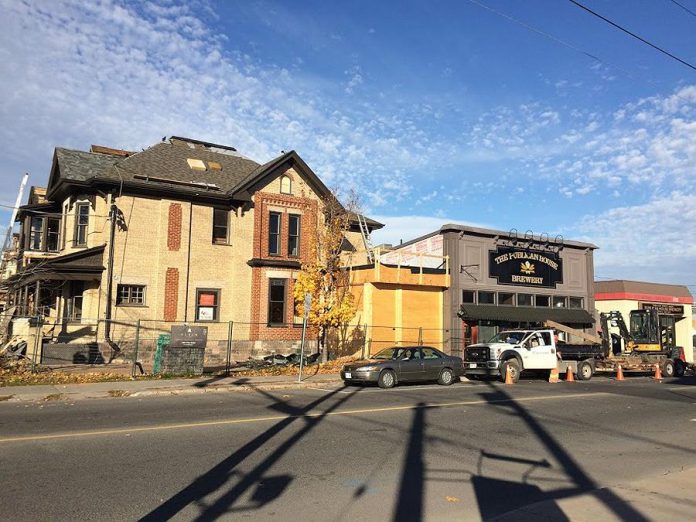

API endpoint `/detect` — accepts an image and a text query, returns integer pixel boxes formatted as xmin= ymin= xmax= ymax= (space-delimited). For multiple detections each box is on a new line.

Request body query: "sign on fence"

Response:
xmin=170 ymin=325 xmax=208 ymax=348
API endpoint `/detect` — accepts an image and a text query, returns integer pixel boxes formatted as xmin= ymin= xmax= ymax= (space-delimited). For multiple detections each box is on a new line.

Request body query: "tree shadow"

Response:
xmin=140 ymin=384 xmax=358 ymax=521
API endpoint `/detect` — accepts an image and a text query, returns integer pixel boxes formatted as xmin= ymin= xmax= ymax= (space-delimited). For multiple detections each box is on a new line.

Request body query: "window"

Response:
xmin=196 ymin=289 xmax=220 ymax=321
xmin=75 ymin=203 xmax=89 ymax=246
xmin=553 ymin=296 xmax=567 ymax=308
xmin=536 ymin=295 xmax=550 ymax=307
xmin=288 ymin=214 xmax=300 ymax=256
xmin=29 ymin=217 xmax=44 ymax=250
xmin=268 ymin=212 xmax=281 ymax=255
xmin=212 ymin=209 xmax=229 ymax=244
xmin=478 ymin=291 xmax=496 ymax=304
xmin=268 ymin=279 xmax=286 ymax=325
xmin=422 ymin=348 xmax=442 ymax=359
xmin=116 ymin=284 xmax=146 ymax=305
xmin=47 ymin=218 xmax=60 ymax=252
xmin=499 ymin=293 xmax=515 ymax=306
xmin=518 ymin=293 xmax=533 ymax=307
xmin=568 ymin=297 xmax=583 ymax=309
xmin=280 ymin=175 xmax=292 ymax=194
xmin=462 ymin=290 xmax=476 ymax=304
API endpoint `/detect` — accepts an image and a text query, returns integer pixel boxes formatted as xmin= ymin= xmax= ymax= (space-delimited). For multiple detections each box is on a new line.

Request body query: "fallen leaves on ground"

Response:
xmin=232 ymin=356 xmax=354 ymax=377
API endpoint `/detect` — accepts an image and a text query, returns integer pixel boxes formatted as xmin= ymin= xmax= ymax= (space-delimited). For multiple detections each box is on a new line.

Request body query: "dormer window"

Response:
xmin=280 ymin=175 xmax=292 ymax=194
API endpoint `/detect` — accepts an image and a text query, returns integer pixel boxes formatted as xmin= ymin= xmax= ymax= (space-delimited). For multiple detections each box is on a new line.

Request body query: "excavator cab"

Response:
xmin=628 ymin=309 xmax=663 ymax=352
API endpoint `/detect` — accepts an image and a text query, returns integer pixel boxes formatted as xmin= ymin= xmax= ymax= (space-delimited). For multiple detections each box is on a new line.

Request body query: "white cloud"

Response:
xmin=572 ymin=192 xmax=696 ymax=284
xmin=0 ymin=0 xmax=439 ymax=211
xmin=370 ymin=215 xmax=490 ymax=247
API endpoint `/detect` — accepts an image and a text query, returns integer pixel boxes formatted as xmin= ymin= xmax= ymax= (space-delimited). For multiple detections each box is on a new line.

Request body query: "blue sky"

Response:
xmin=1 ymin=0 xmax=695 ymax=287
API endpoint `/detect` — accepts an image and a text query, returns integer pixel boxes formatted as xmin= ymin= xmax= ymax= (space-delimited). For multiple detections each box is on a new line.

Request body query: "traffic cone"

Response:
xmin=565 ymin=365 xmax=575 ymax=383
xmin=654 ymin=363 xmax=662 ymax=380
xmin=504 ymin=364 xmax=513 ymax=385
xmin=616 ymin=364 xmax=625 ymax=381
xmin=548 ymin=366 xmax=559 ymax=384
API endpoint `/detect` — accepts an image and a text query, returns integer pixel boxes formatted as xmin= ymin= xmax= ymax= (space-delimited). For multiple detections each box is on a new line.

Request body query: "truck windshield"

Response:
xmin=488 ymin=332 xmax=527 ymax=344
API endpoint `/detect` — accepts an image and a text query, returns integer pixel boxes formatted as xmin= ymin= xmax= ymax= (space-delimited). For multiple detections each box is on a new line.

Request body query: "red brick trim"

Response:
xmin=167 ymin=203 xmax=182 ymax=251
xmin=164 ymin=268 xmax=179 ymax=321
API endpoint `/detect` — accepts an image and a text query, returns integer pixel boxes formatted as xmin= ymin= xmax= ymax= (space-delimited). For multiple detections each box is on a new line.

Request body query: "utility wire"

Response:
xmin=569 ymin=0 xmax=696 ymax=72
xmin=669 ymin=0 xmax=696 ymax=19
xmin=465 ymin=0 xmax=695 ymax=105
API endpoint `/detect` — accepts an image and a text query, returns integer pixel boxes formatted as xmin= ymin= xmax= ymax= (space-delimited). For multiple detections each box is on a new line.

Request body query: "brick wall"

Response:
xmin=250 ymin=191 xmax=318 ymax=341
xmin=167 ymin=203 xmax=181 ymax=251
xmin=164 ymin=268 xmax=179 ymax=321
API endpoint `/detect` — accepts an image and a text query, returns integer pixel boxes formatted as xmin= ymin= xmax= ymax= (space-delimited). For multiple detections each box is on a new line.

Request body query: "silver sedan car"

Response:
xmin=340 ymin=346 xmax=464 ymax=388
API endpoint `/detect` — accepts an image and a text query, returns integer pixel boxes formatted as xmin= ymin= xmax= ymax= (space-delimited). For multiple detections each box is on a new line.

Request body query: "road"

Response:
xmin=1 ymin=375 xmax=696 ymax=521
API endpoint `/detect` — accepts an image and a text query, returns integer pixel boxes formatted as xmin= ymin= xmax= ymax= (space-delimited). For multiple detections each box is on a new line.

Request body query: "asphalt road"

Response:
xmin=2 ymin=375 xmax=696 ymax=521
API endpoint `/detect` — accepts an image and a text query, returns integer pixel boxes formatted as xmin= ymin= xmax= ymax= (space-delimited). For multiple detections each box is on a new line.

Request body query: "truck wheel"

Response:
xmin=378 ymin=369 xmax=397 ymax=389
xmin=577 ymin=361 xmax=593 ymax=381
xmin=662 ymin=360 xmax=675 ymax=378
xmin=500 ymin=359 xmax=521 ymax=383
xmin=675 ymin=359 xmax=686 ymax=378
xmin=438 ymin=368 xmax=455 ymax=386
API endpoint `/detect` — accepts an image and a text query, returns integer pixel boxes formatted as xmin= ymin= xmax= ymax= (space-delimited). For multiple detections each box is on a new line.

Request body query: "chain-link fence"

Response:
xmin=1 ymin=312 xmax=465 ymax=375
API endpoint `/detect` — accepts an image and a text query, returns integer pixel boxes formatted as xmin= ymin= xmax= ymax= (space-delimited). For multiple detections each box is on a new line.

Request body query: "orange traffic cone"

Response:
xmin=616 ymin=364 xmax=625 ymax=381
xmin=654 ymin=364 xmax=662 ymax=380
xmin=565 ymin=365 xmax=575 ymax=383
xmin=548 ymin=366 xmax=559 ymax=384
xmin=504 ymin=364 xmax=513 ymax=385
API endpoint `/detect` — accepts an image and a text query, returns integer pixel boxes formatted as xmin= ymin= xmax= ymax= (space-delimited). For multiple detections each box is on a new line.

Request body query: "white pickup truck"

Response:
xmin=462 ymin=329 xmax=598 ymax=383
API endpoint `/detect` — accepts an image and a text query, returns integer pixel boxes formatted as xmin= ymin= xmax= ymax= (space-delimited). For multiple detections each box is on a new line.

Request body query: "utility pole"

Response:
xmin=1 ymin=173 xmax=28 ymax=255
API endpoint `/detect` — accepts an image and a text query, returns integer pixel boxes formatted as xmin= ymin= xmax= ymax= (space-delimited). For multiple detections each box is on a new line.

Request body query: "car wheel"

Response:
xmin=438 ymin=368 xmax=455 ymax=386
xmin=662 ymin=359 xmax=675 ymax=378
xmin=675 ymin=359 xmax=686 ymax=377
xmin=577 ymin=361 xmax=593 ymax=381
xmin=378 ymin=369 xmax=396 ymax=389
xmin=500 ymin=359 xmax=521 ymax=383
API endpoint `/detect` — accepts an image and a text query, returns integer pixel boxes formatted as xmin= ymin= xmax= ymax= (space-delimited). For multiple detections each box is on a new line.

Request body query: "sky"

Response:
xmin=0 ymin=0 xmax=695 ymax=288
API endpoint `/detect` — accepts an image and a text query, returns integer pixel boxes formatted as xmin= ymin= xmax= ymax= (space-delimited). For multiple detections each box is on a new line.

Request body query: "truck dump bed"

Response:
xmin=556 ymin=343 xmax=606 ymax=361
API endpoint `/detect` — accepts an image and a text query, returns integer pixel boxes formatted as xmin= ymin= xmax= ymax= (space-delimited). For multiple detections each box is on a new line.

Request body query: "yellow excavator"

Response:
xmin=601 ymin=308 xmax=669 ymax=353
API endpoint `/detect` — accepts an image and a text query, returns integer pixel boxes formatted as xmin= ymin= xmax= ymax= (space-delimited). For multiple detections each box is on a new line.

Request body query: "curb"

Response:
xmin=1 ymin=379 xmax=344 ymax=403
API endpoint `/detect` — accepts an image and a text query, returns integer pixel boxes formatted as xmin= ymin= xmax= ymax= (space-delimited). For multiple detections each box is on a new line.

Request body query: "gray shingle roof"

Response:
xmin=55 ymin=148 xmax=121 ymax=182
xmin=54 ymin=142 xmax=263 ymax=196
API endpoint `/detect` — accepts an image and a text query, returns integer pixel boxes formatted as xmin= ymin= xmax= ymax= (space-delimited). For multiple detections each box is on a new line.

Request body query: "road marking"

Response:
xmin=0 ymin=392 xmax=608 ymax=444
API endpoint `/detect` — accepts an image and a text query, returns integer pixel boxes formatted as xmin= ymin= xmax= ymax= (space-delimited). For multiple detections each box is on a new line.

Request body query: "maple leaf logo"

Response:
xmin=520 ymin=261 xmax=535 ymax=275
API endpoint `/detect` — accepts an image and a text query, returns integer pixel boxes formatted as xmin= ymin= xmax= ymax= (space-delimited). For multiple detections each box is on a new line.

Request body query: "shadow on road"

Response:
xmin=140 ymin=384 xmax=358 ymax=521
xmin=392 ymin=402 xmax=425 ymax=522
xmin=471 ymin=383 xmax=650 ymax=521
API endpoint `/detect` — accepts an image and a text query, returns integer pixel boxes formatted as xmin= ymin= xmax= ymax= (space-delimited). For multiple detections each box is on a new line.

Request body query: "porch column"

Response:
xmin=34 ymin=280 xmax=41 ymax=316
xmin=22 ymin=285 xmax=29 ymax=316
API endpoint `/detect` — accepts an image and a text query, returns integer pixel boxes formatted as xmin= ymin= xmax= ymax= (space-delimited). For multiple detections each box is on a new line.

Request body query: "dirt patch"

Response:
xmin=107 ymin=390 xmax=131 ymax=397
xmin=43 ymin=393 xmax=68 ymax=401
xmin=0 ymin=395 xmax=13 ymax=401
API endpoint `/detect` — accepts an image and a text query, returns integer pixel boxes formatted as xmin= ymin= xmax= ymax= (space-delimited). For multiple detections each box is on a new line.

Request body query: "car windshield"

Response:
xmin=488 ymin=331 xmax=527 ymax=344
xmin=373 ymin=348 xmax=403 ymax=360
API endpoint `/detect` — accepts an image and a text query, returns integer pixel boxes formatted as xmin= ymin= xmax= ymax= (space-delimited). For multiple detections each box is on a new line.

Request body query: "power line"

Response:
xmin=568 ymin=0 xmax=696 ymax=72
xmin=464 ymin=0 xmax=695 ymax=105
xmin=669 ymin=0 xmax=696 ymax=19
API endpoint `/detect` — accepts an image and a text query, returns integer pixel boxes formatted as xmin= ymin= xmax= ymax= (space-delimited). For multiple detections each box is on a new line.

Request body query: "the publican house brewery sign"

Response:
xmin=489 ymin=247 xmax=563 ymax=288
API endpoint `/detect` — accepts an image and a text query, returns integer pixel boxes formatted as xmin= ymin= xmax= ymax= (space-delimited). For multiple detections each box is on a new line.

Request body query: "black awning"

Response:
xmin=458 ymin=304 xmax=594 ymax=326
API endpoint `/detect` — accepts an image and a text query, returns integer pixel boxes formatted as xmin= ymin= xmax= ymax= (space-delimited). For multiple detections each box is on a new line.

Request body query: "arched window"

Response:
xmin=280 ymin=175 xmax=292 ymax=194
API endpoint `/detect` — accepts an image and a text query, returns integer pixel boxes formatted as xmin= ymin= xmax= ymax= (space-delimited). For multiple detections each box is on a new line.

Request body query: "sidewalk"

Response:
xmin=0 ymin=372 xmax=343 ymax=402
xmin=492 ymin=465 xmax=696 ymax=521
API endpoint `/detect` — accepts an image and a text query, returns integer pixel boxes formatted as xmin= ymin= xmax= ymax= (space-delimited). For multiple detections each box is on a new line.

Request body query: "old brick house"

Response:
xmin=4 ymin=137 xmax=381 ymax=358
